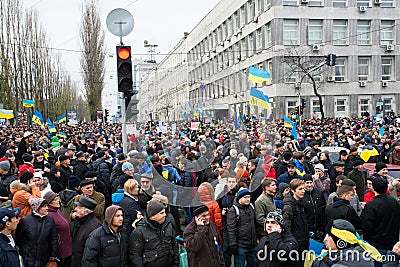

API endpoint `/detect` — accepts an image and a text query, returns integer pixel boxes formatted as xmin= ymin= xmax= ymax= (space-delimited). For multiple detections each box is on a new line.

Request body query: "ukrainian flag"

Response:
xmin=0 ymin=109 xmax=14 ymax=119
xmin=48 ymin=125 xmax=57 ymax=133
xmin=234 ymin=111 xmax=239 ymax=130
xmin=55 ymin=113 xmax=66 ymax=124
xmin=58 ymin=131 xmax=67 ymax=138
xmin=32 ymin=110 xmax=45 ymax=128
xmin=284 ymin=116 xmax=298 ymax=140
xmin=360 ymin=148 xmax=379 ymax=162
xmin=248 ymin=66 xmax=271 ymax=83
xmin=22 ymin=99 xmax=35 ymax=108
xmin=46 ymin=118 xmax=53 ymax=126
xmin=249 ymin=88 xmax=270 ymax=110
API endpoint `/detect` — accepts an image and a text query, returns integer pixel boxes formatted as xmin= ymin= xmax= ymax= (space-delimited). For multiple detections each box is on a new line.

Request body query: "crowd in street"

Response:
xmin=0 ymin=114 xmax=400 ymax=267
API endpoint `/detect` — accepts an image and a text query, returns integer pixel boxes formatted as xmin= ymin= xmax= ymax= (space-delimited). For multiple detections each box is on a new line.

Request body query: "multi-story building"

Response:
xmin=138 ymin=0 xmax=400 ymax=121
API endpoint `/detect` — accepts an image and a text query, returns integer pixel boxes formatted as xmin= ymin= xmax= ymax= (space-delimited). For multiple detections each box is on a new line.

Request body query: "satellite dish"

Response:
xmin=106 ymin=8 xmax=134 ymax=38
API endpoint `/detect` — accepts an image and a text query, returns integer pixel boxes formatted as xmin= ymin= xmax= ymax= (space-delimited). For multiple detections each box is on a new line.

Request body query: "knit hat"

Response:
xmin=264 ymin=155 xmax=276 ymax=164
xmin=20 ymin=171 xmax=34 ymax=184
xmin=278 ymin=182 xmax=289 ymax=193
xmin=375 ymin=162 xmax=387 ymax=173
xmin=0 ymin=157 xmax=10 ymax=172
xmin=303 ymin=146 xmax=312 ymax=154
xmin=97 ymin=151 xmax=106 ymax=158
xmin=22 ymin=153 xmax=33 ymax=162
xmin=122 ymin=162 xmax=134 ymax=172
xmin=339 ymin=150 xmax=348 ymax=156
xmin=68 ymin=176 xmax=81 ymax=188
xmin=303 ymin=174 xmax=313 ymax=182
xmin=58 ymin=155 xmax=69 ymax=162
xmin=314 ymin=163 xmax=325 ymax=171
xmin=152 ymin=194 xmax=169 ymax=206
xmin=117 ymin=153 xmax=126 ymax=161
xmin=237 ymin=188 xmax=251 ymax=200
xmin=372 ymin=177 xmax=388 ymax=194
xmin=43 ymin=191 xmax=58 ymax=204
xmin=353 ymin=159 xmax=365 ymax=168
xmin=192 ymin=204 xmax=209 ymax=217
xmin=28 ymin=198 xmax=46 ymax=212
xmin=147 ymin=199 xmax=165 ymax=218
xmin=342 ymin=179 xmax=356 ymax=187
xmin=266 ymin=209 xmax=284 ymax=227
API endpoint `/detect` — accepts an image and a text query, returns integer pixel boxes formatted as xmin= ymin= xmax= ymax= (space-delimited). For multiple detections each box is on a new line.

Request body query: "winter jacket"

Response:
xmin=0 ymin=233 xmax=22 ymax=267
xmin=198 ymin=182 xmax=223 ymax=235
xmin=360 ymin=194 xmax=400 ymax=250
xmin=325 ymin=197 xmax=362 ymax=230
xmin=18 ymin=163 xmax=35 ymax=178
xmin=383 ymin=250 xmax=400 ymax=267
xmin=256 ymin=230 xmax=299 ymax=267
xmin=73 ymin=160 xmax=89 ymax=180
xmin=217 ymin=186 xmax=239 ymax=228
xmin=71 ymin=212 xmax=102 ymax=267
xmin=92 ymin=158 xmax=111 ymax=189
xmin=59 ymin=164 xmax=72 ymax=188
xmin=110 ymin=161 xmax=124 ymax=188
xmin=227 ymin=200 xmax=257 ymax=248
xmin=0 ymin=173 xmax=17 ymax=198
xmin=16 ymin=213 xmax=58 ymax=267
xmin=74 ymin=191 xmax=105 ymax=222
xmin=276 ymin=172 xmax=302 ymax=188
xmin=112 ymin=188 xmax=124 ymax=205
xmin=255 ymin=192 xmax=276 ymax=236
xmin=282 ymin=192 xmax=309 ymax=251
xmin=162 ymin=164 xmax=181 ymax=184
xmin=389 ymin=149 xmax=400 ymax=165
xmin=119 ymin=192 xmax=142 ymax=236
xmin=329 ymin=245 xmax=374 ymax=267
xmin=16 ymin=140 xmax=37 ymax=166
xmin=82 ymin=206 xmax=127 ymax=267
xmin=183 ymin=220 xmax=224 ymax=267
xmin=47 ymin=205 xmax=72 ymax=259
xmin=129 ymin=216 xmax=179 ymax=267
xmin=59 ymin=188 xmax=79 ymax=221
xmin=11 ymin=183 xmax=41 ymax=218
xmin=303 ymin=188 xmax=325 ymax=232
xmin=179 ymin=170 xmax=194 ymax=187
xmin=347 ymin=169 xmax=366 ymax=201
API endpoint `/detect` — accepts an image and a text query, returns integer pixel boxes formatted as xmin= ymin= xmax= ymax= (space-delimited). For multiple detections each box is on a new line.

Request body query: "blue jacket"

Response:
xmin=163 ymin=165 xmax=181 ymax=184
xmin=0 ymin=233 xmax=21 ymax=267
xmin=111 ymin=188 xmax=124 ymax=205
xmin=276 ymin=172 xmax=302 ymax=189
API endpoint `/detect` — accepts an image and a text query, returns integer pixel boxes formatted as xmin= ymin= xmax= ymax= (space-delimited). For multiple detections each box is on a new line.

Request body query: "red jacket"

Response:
xmin=197 ymin=182 xmax=223 ymax=237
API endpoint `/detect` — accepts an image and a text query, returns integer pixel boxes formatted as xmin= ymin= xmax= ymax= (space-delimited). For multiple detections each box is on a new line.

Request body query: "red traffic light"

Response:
xmin=118 ymin=47 xmax=131 ymax=60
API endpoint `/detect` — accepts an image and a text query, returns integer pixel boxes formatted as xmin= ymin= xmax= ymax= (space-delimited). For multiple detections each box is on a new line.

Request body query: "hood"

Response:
xmin=104 ymin=205 xmax=123 ymax=230
xmin=51 ymin=136 xmax=59 ymax=142
xmin=332 ymin=196 xmax=350 ymax=207
xmin=198 ymin=182 xmax=215 ymax=201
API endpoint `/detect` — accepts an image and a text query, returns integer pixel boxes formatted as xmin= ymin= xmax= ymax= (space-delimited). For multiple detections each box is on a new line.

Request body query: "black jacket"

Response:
xmin=59 ymin=164 xmax=72 ymax=188
xmin=73 ymin=160 xmax=89 ymax=180
xmin=119 ymin=193 xmax=142 ymax=236
xmin=71 ymin=213 xmax=102 ymax=267
xmin=325 ymin=197 xmax=362 ymax=230
xmin=0 ymin=173 xmax=17 ymax=198
xmin=227 ymin=200 xmax=257 ymax=248
xmin=282 ymin=192 xmax=309 ymax=250
xmin=92 ymin=158 xmax=111 ymax=189
xmin=129 ymin=216 xmax=179 ymax=267
xmin=257 ymin=230 xmax=299 ymax=267
xmin=82 ymin=222 xmax=127 ymax=267
xmin=110 ymin=161 xmax=124 ymax=186
xmin=16 ymin=213 xmax=58 ymax=267
xmin=303 ymin=188 xmax=325 ymax=232
xmin=0 ymin=233 xmax=21 ymax=267
xmin=217 ymin=186 xmax=239 ymax=228
xmin=361 ymin=194 xmax=400 ymax=250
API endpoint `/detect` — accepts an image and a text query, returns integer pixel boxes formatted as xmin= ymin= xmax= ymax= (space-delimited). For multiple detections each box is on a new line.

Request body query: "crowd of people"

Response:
xmin=0 ymin=114 xmax=400 ymax=267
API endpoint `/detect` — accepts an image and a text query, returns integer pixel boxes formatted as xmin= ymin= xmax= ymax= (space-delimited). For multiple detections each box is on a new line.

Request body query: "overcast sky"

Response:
xmin=23 ymin=0 xmax=219 ymax=114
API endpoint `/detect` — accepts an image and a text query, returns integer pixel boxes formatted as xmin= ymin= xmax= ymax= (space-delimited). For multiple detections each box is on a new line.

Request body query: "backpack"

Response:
xmin=232 ymin=203 xmax=254 ymax=222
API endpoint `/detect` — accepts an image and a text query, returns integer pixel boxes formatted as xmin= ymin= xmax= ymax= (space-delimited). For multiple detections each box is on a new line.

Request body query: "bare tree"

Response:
xmin=281 ymin=47 xmax=331 ymax=120
xmin=80 ymin=0 xmax=106 ymax=121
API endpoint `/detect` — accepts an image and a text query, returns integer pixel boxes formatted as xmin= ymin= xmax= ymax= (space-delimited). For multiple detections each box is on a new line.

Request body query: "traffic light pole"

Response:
xmin=121 ymin=93 xmax=128 ymax=155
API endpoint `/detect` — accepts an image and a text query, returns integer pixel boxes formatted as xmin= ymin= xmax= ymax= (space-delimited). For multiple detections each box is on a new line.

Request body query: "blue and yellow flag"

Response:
xmin=249 ymin=87 xmax=271 ymax=110
xmin=234 ymin=111 xmax=239 ymax=130
xmin=58 ymin=131 xmax=67 ymax=138
xmin=55 ymin=113 xmax=66 ymax=124
xmin=48 ymin=125 xmax=57 ymax=133
xmin=284 ymin=116 xmax=298 ymax=140
xmin=32 ymin=110 xmax=45 ymax=128
xmin=0 ymin=109 xmax=14 ymax=119
xmin=22 ymin=99 xmax=34 ymax=108
xmin=360 ymin=148 xmax=379 ymax=162
xmin=182 ymin=112 xmax=187 ymax=121
xmin=46 ymin=118 xmax=53 ymax=126
xmin=248 ymin=66 xmax=271 ymax=83
xmin=379 ymin=126 xmax=385 ymax=137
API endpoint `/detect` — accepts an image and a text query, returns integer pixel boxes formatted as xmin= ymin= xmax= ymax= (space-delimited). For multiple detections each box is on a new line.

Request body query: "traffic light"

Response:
xmin=104 ymin=109 xmax=109 ymax=122
xmin=116 ymin=46 xmax=133 ymax=92
xmin=295 ymin=106 xmax=300 ymax=115
xmin=324 ymin=54 xmax=337 ymax=66
xmin=301 ymin=98 xmax=306 ymax=109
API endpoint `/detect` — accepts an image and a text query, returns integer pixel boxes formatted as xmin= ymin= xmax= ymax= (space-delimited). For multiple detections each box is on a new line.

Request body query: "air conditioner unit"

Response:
xmin=327 ymin=76 xmax=335 ymax=82
xmin=386 ymin=44 xmax=395 ymax=51
xmin=359 ymin=6 xmax=367 ymax=12
xmin=382 ymin=81 xmax=388 ymax=87
xmin=312 ymin=44 xmax=320 ymax=51
xmin=301 ymin=0 xmax=308 ymax=3
xmin=374 ymin=0 xmax=381 ymax=4
xmin=359 ymin=81 xmax=367 ymax=87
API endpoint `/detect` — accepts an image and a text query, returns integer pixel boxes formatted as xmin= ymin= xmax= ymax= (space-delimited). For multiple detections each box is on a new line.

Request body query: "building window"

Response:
xmin=234 ymin=12 xmax=240 ymax=31
xmin=288 ymin=101 xmax=297 ymax=114
xmin=248 ymin=0 xmax=256 ymax=21
xmin=227 ymin=17 xmax=233 ymax=37
xmin=384 ymin=98 xmax=392 ymax=112
xmin=380 ymin=20 xmax=394 ymax=45
xmin=284 ymin=63 xmax=296 ymax=83
xmin=357 ymin=0 xmax=370 ymax=6
xmin=241 ymin=38 xmax=247 ymax=59
xmin=312 ymin=100 xmax=321 ymax=113
xmin=266 ymin=0 xmax=271 ymax=9
xmin=309 ymin=57 xmax=323 ymax=81
xmin=357 ymin=20 xmax=370 ymax=45
xmin=248 ymin=33 xmax=255 ymax=56
xmin=283 ymin=0 xmax=298 ymax=5
xmin=334 ymin=58 xmax=346 ymax=81
xmin=267 ymin=60 xmax=273 ymax=83
xmin=266 ymin=22 xmax=272 ymax=47
xmin=333 ymin=20 xmax=348 ymax=45
xmin=223 ymin=22 xmax=228 ymax=40
xmin=308 ymin=19 xmax=323 ymax=45
xmin=257 ymin=27 xmax=264 ymax=51
xmin=332 ymin=0 xmax=347 ymax=6
xmin=240 ymin=5 xmax=246 ymax=27
xmin=360 ymin=99 xmax=369 ymax=113
xmin=336 ymin=99 xmax=346 ymax=112
xmin=358 ymin=57 xmax=370 ymax=81
xmin=309 ymin=0 xmax=323 ymax=6
xmin=283 ymin=19 xmax=299 ymax=45
xmin=381 ymin=0 xmax=394 ymax=7
xmin=381 ymin=57 xmax=393 ymax=81
xmin=258 ymin=0 xmax=264 ymax=12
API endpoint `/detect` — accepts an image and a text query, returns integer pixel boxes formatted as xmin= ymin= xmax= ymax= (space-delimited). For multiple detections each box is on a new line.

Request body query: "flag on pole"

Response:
xmin=284 ymin=116 xmax=297 ymax=140
xmin=0 ymin=109 xmax=14 ymax=119
xmin=249 ymin=87 xmax=271 ymax=109
xmin=248 ymin=66 xmax=271 ymax=83
xmin=55 ymin=113 xmax=66 ymax=124
xmin=58 ymin=131 xmax=67 ymax=138
xmin=22 ymin=99 xmax=35 ymax=108
xmin=48 ymin=125 xmax=57 ymax=133
xmin=32 ymin=110 xmax=45 ymax=128
xmin=379 ymin=126 xmax=385 ymax=137
xmin=46 ymin=118 xmax=53 ymax=126
xmin=182 ymin=112 xmax=187 ymax=121
xmin=234 ymin=111 xmax=239 ymax=130
xmin=360 ymin=148 xmax=379 ymax=162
